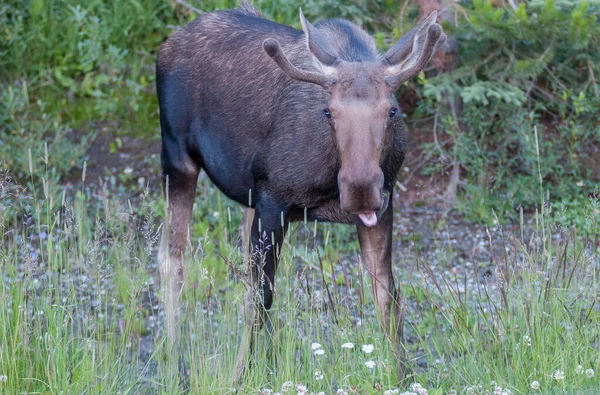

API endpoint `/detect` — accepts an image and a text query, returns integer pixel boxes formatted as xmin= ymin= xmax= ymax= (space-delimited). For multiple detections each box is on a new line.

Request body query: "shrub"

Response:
xmin=418 ymin=0 xmax=600 ymax=221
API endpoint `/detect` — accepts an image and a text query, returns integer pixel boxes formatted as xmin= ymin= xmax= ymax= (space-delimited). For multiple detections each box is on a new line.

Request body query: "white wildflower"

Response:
xmin=314 ymin=371 xmax=324 ymax=381
xmin=365 ymin=360 xmax=376 ymax=369
xmin=553 ymin=370 xmax=565 ymax=381
xmin=576 ymin=365 xmax=584 ymax=375
xmin=530 ymin=381 xmax=540 ymax=390
xmin=281 ymin=381 xmax=293 ymax=392
xmin=295 ymin=382 xmax=308 ymax=394
xmin=258 ymin=390 xmax=272 ymax=395
xmin=311 ymin=342 xmax=322 ymax=350
xmin=361 ymin=344 xmax=374 ymax=354
xmin=522 ymin=335 xmax=532 ymax=347
xmin=336 ymin=389 xmax=348 ymax=395
xmin=0 ymin=375 xmax=6 ymax=382
xmin=410 ymin=382 xmax=428 ymax=395
xmin=384 ymin=390 xmax=399 ymax=395
xmin=493 ymin=385 xmax=512 ymax=395
xmin=314 ymin=348 xmax=325 ymax=356
xmin=586 ymin=369 xmax=595 ymax=378
xmin=341 ymin=342 xmax=354 ymax=349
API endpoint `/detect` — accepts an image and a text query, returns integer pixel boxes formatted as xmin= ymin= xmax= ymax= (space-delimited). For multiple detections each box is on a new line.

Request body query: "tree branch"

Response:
xmin=175 ymin=0 xmax=204 ymax=15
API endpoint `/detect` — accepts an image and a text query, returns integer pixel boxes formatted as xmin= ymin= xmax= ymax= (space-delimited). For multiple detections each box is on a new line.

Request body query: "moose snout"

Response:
xmin=338 ymin=165 xmax=384 ymax=225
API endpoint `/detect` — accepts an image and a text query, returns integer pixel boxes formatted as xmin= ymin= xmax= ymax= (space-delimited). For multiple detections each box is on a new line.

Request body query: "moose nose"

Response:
xmin=338 ymin=166 xmax=384 ymax=220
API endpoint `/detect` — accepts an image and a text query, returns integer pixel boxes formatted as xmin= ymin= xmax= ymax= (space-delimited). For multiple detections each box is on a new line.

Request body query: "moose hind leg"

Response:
xmin=356 ymin=199 xmax=406 ymax=380
xmin=158 ymin=159 xmax=199 ymax=377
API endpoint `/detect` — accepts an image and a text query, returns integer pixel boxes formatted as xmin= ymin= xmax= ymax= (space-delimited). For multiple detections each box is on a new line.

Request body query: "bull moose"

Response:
xmin=156 ymin=3 xmax=446 ymax=384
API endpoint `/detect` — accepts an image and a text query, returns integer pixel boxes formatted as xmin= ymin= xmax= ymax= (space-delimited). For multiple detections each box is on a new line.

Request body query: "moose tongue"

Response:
xmin=358 ymin=212 xmax=378 ymax=227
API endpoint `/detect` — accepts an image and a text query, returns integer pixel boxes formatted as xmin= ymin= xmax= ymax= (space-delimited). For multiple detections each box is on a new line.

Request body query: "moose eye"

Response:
xmin=323 ymin=109 xmax=331 ymax=119
xmin=389 ymin=107 xmax=399 ymax=118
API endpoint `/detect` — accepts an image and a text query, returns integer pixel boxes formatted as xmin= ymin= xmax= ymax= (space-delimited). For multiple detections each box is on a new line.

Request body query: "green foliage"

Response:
xmin=419 ymin=0 xmax=600 ymax=221
xmin=0 ymin=81 xmax=88 ymax=182
xmin=1 ymin=0 xmax=179 ymax=139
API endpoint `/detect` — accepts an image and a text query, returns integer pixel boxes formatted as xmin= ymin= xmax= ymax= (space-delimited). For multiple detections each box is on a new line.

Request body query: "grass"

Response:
xmin=1 ymin=144 xmax=599 ymax=394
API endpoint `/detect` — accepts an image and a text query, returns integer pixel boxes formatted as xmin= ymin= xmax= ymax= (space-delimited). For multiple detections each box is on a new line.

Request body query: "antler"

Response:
xmin=263 ymin=38 xmax=337 ymax=89
xmin=384 ymin=11 xmax=447 ymax=91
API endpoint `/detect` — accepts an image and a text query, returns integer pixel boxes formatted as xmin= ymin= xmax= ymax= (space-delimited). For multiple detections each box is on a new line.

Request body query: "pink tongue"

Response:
xmin=358 ymin=212 xmax=378 ymax=227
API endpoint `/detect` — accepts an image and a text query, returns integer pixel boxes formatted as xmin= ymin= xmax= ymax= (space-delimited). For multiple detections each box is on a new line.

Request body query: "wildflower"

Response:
xmin=553 ymin=370 xmax=565 ymax=381
xmin=522 ymin=335 xmax=532 ymax=347
xmin=384 ymin=390 xmax=399 ymax=395
xmin=586 ymin=369 xmax=595 ymax=378
xmin=258 ymin=390 xmax=272 ymax=395
xmin=0 ymin=375 xmax=6 ymax=382
xmin=576 ymin=365 xmax=584 ymax=375
xmin=341 ymin=342 xmax=354 ymax=349
xmin=410 ymin=382 xmax=428 ymax=395
xmin=295 ymin=382 xmax=308 ymax=394
xmin=311 ymin=342 xmax=322 ymax=350
xmin=314 ymin=348 xmax=325 ymax=356
xmin=314 ymin=370 xmax=324 ymax=381
xmin=530 ymin=381 xmax=540 ymax=390
xmin=465 ymin=385 xmax=485 ymax=395
xmin=336 ymin=389 xmax=348 ymax=395
xmin=361 ymin=344 xmax=374 ymax=354
xmin=281 ymin=381 xmax=293 ymax=392
xmin=493 ymin=385 xmax=512 ymax=395
xmin=365 ymin=360 xmax=376 ymax=369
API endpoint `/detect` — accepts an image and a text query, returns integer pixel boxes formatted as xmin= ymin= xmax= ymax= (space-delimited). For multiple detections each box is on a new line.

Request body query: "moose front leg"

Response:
xmin=234 ymin=196 xmax=288 ymax=385
xmin=356 ymin=199 xmax=406 ymax=380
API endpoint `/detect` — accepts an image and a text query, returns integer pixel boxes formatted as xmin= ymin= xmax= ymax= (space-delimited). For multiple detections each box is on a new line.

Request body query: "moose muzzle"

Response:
xmin=338 ymin=164 xmax=385 ymax=227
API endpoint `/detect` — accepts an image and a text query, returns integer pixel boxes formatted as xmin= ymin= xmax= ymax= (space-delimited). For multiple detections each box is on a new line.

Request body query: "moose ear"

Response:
xmin=299 ymin=8 xmax=339 ymax=74
xmin=383 ymin=11 xmax=446 ymax=90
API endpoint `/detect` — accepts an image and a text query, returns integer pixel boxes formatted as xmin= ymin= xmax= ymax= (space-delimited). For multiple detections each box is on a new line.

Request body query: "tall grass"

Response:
xmin=1 ymin=138 xmax=599 ymax=394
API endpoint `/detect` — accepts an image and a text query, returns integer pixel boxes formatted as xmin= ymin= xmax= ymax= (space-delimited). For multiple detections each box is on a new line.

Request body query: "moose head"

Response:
xmin=264 ymin=10 xmax=446 ymax=227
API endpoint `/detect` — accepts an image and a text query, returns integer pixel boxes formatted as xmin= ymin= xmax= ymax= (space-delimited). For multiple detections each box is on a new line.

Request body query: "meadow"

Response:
xmin=1 ymin=0 xmax=599 ymax=394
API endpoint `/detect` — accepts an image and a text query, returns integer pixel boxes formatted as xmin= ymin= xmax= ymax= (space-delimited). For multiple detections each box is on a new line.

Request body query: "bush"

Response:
xmin=0 ymin=81 xmax=87 ymax=183
xmin=418 ymin=0 xmax=600 ymax=221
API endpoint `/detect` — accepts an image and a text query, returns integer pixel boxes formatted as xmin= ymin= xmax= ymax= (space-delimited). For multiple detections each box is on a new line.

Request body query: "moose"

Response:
xmin=156 ymin=3 xmax=446 ymax=384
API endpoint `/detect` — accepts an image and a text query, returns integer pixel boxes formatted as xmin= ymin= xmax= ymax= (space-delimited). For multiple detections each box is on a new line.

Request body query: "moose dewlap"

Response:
xmin=156 ymin=3 xmax=445 ymax=385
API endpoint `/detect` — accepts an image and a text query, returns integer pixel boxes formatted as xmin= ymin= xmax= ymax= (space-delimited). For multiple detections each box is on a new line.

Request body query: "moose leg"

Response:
xmin=356 ymin=199 xmax=406 ymax=380
xmin=240 ymin=208 xmax=255 ymax=266
xmin=234 ymin=196 xmax=288 ymax=385
xmin=158 ymin=161 xmax=199 ymax=379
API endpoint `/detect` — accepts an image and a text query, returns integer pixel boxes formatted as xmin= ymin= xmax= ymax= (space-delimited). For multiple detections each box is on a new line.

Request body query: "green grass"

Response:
xmin=1 ymin=146 xmax=599 ymax=394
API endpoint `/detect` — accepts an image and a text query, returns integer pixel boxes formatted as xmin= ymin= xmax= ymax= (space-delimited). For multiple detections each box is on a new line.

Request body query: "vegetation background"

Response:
xmin=1 ymin=0 xmax=599 ymax=394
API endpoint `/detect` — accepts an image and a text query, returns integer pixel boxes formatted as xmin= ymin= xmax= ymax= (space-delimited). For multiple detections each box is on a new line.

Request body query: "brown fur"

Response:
xmin=156 ymin=5 xmax=445 ymax=385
